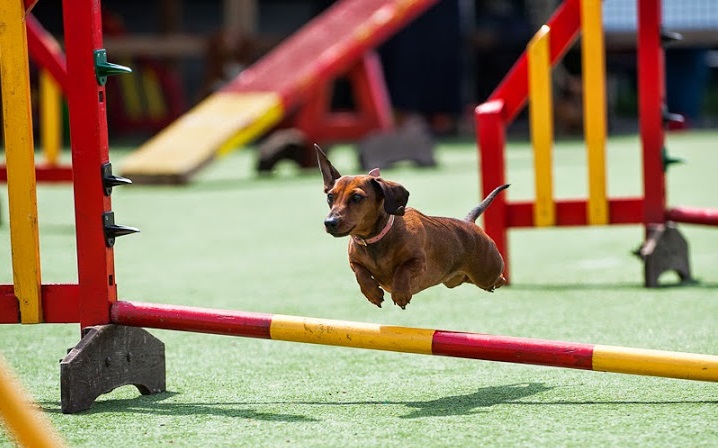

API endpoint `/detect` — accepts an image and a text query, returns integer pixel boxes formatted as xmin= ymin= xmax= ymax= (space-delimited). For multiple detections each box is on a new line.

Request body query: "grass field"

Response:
xmin=1 ymin=131 xmax=717 ymax=447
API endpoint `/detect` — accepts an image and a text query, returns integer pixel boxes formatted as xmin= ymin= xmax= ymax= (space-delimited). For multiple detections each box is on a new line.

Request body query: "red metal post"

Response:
xmin=637 ymin=0 xmax=666 ymax=225
xmin=476 ymin=100 xmax=510 ymax=282
xmin=26 ymin=14 xmax=68 ymax=93
xmin=62 ymin=0 xmax=118 ymax=327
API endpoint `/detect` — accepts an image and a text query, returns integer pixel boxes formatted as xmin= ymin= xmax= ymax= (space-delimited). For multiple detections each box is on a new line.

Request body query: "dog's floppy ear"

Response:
xmin=316 ymin=144 xmax=341 ymax=192
xmin=372 ymin=178 xmax=409 ymax=216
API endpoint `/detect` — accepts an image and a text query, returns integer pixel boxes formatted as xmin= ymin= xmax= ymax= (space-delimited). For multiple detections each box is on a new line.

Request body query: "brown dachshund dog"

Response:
xmin=317 ymin=145 xmax=508 ymax=309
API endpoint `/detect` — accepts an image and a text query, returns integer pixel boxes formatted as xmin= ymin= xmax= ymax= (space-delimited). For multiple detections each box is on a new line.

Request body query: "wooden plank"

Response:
xmin=120 ymin=92 xmax=283 ymax=184
xmin=60 ymin=325 xmax=166 ymax=413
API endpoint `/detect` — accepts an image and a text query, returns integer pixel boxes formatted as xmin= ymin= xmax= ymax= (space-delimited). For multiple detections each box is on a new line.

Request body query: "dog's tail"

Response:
xmin=464 ymin=184 xmax=510 ymax=223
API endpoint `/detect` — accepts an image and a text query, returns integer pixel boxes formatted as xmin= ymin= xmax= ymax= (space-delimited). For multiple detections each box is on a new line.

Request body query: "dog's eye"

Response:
xmin=351 ymin=194 xmax=364 ymax=203
xmin=327 ymin=193 xmax=334 ymax=205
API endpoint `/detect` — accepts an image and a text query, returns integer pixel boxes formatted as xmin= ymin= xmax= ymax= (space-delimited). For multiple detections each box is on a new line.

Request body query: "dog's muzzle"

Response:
xmin=324 ymin=216 xmax=341 ymax=234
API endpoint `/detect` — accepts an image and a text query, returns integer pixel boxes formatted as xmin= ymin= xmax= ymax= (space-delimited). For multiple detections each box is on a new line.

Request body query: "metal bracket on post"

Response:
xmin=93 ymin=49 xmax=131 ymax=86
xmin=634 ymin=222 xmax=694 ymax=287
xmin=60 ymin=325 xmax=166 ymax=414
xmin=660 ymin=27 xmax=683 ymax=46
xmin=101 ymin=162 xmax=132 ymax=196
xmin=103 ymin=211 xmax=139 ymax=247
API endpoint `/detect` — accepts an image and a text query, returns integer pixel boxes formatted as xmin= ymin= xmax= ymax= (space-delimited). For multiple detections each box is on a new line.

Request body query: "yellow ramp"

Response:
xmin=120 ymin=92 xmax=283 ymax=184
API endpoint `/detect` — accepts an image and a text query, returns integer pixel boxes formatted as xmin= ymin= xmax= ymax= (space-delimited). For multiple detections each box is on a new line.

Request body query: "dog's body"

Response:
xmin=317 ymin=146 xmax=507 ymax=309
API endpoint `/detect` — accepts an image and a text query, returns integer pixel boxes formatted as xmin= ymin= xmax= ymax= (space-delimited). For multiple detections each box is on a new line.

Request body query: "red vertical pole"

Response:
xmin=476 ymin=100 xmax=510 ymax=282
xmin=349 ymin=51 xmax=394 ymax=132
xmin=62 ymin=0 xmax=117 ymax=327
xmin=637 ymin=0 xmax=666 ymax=225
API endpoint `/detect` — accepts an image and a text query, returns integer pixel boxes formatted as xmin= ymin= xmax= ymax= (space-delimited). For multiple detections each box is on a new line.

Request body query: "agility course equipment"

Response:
xmin=475 ymin=0 xmax=718 ymax=286
xmin=0 ymin=9 xmax=73 ymax=184
xmin=120 ymin=0 xmax=438 ymax=184
xmin=2 ymin=0 xmax=718 ymax=419
xmin=0 ymin=355 xmax=67 ymax=448
xmin=111 ymin=301 xmax=718 ymax=384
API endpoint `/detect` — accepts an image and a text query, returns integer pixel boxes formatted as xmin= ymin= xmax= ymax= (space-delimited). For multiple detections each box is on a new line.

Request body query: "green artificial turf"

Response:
xmin=1 ymin=131 xmax=718 ymax=447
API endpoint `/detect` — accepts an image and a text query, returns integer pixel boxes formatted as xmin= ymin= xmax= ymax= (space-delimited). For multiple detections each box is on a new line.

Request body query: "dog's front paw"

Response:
xmin=391 ymin=292 xmax=412 ymax=310
xmin=362 ymin=287 xmax=385 ymax=308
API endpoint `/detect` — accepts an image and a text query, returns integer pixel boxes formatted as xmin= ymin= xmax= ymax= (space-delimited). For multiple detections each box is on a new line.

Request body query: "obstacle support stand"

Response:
xmin=357 ymin=116 xmax=436 ymax=170
xmin=635 ymin=222 xmax=693 ymax=287
xmin=60 ymin=325 xmax=166 ymax=414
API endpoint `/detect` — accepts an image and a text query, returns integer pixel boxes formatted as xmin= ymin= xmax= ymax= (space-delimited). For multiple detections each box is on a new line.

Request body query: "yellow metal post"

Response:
xmin=528 ymin=25 xmax=555 ymax=227
xmin=119 ymin=58 xmax=143 ymax=121
xmin=0 ymin=0 xmax=43 ymax=323
xmin=142 ymin=69 xmax=167 ymax=121
xmin=581 ymin=0 xmax=609 ymax=225
xmin=40 ymin=69 xmax=62 ymax=166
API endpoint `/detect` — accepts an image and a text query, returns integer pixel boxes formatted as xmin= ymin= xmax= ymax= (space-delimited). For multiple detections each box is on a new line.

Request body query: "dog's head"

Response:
xmin=316 ymin=145 xmax=409 ymax=238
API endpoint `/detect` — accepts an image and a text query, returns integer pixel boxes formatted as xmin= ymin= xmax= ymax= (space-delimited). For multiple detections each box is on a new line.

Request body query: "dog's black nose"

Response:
xmin=324 ymin=216 xmax=340 ymax=232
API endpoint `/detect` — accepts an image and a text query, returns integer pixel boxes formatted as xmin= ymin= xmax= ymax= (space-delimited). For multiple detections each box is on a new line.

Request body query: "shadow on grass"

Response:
xmin=41 ymin=391 xmax=318 ymax=422
xmin=399 ymin=383 xmax=554 ymax=418
xmin=39 ymin=382 xmax=718 ymax=421
xmin=279 ymin=383 xmax=554 ymax=419
xmin=42 ymin=383 xmax=551 ymax=420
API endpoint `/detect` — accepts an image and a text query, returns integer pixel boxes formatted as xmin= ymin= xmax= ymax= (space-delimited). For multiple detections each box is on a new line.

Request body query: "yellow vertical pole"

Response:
xmin=143 ymin=69 xmax=168 ymax=121
xmin=581 ymin=0 xmax=609 ymax=225
xmin=119 ymin=58 xmax=143 ymax=121
xmin=0 ymin=356 xmax=67 ymax=448
xmin=528 ymin=25 xmax=555 ymax=227
xmin=0 ymin=0 xmax=43 ymax=323
xmin=40 ymin=69 xmax=62 ymax=166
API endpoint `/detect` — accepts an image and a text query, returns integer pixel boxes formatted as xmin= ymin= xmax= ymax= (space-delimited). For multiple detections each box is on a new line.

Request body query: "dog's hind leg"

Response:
xmin=443 ymin=274 xmax=469 ymax=288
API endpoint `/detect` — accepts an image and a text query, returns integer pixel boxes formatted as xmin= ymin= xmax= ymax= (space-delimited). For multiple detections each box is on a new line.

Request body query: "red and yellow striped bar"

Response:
xmin=0 ymin=0 xmax=43 ymax=324
xmin=580 ymin=0 xmax=608 ymax=225
xmin=527 ymin=25 xmax=555 ymax=227
xmin=270 ymin=315 xmax=434 ymax=354
xmin=111 ymin=301 xmax=718 ymax=383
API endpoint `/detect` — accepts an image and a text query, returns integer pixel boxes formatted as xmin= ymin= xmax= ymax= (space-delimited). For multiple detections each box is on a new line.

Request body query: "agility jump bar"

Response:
xmin=112 ymin=301 xmax=718 ymax=383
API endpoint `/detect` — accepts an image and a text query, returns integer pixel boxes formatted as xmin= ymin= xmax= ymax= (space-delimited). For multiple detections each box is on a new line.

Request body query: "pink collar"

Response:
xmin=352 ymin=215 xmax=395 ymax=246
